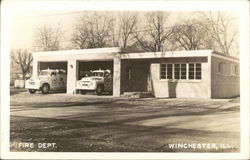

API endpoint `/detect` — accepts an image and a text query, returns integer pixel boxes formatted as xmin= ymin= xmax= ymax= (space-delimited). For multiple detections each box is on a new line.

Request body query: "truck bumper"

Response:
xmin=75 ymin=87 xmax=96 ymax=91
xmin=25 ymin=82 xmax=40 ymax=90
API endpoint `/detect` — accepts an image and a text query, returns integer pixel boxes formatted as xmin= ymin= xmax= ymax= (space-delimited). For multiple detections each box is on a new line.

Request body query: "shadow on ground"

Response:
xmin=10 ymin=94 xmax=240 ymax=152
xmin=10 ymin=115 xmax=239 ymax=152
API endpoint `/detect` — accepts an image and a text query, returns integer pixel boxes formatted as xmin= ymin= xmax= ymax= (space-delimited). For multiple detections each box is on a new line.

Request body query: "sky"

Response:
xmin=8 ymin=1 xmax=239 ymax=52
xmin=9 ymin=10 xmax=204 ymax=50
xmin=10 ymin=11 xmax=80 ymax=50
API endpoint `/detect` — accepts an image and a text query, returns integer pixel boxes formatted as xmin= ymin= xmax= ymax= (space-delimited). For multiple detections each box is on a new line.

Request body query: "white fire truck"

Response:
xmin=25 ymin=69 xmax=67 ymax=94
xmin=76 ymin=69 xmax=113 ymax=95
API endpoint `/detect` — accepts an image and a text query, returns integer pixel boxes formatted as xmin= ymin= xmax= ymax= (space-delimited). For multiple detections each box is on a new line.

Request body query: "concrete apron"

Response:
xmin=10 ymin=102 xmax=239 ymax=133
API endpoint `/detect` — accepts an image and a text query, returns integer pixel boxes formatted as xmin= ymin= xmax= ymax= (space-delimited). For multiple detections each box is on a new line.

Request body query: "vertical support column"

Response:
xmin=67 ymin=60 xmax=77 ymax=94
xmin=113 ymin=54 xmax=121 ymax=97
xmin=32 ymin=58 xmax=39 ymax=76
xmin=207 ymin=54 xmax=212 ymax=98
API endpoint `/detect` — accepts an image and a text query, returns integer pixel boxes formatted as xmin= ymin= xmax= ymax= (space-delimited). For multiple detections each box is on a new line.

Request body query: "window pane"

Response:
xmin=174 ymin=64 xmax=180 ymax=79
xmin=189 ymin=63 xmax=194 ymax=79
xmin=167 ymin=64 xmax=172 ymax=79
xmin=160 ymin=64 xmax=166 ymax=79
xmin=181 ymin=64 xmax=186 ymax=79
xmin=196 ymin=63 xmax=201 ymax=70
xmin=196 ymin=63 xmax=201 ymax=79
xmin=196 ymin=73 xmax=201 ymax=79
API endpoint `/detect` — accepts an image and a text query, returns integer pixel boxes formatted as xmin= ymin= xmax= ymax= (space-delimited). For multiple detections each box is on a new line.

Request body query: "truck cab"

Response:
xmin=25 ymin=69 xmax=67 ymax=94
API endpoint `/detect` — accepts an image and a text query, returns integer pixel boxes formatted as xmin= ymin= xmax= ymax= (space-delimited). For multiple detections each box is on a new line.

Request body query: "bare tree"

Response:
xmin=11 ymin=49 xmax=33 ymax=82
xmin=118 ymin=12 xmax=138 ymax=49
xmin=133 ymin=11 xmax=172 ymax=52
xmin=34 ymin=24 xmax=63 ymax=51
xmin=71 ymin=12 xmax=115 ymax=49
xmin=169 ymin=20 xmax=207 ymax=50
xmin=201 ymin=11 xmax=238 ymax=56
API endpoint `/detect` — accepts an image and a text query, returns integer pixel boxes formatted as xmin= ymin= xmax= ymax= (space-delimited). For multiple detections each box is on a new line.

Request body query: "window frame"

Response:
xmin=231 ymin=64 xmax=239 ymax=76
xmin=218 ymin=62 xmax=225 ymax=74
xmin=160 ymin=62 xmax=202 ymax=81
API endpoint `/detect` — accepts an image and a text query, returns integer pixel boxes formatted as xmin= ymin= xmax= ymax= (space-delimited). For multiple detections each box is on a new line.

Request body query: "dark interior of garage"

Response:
xmin=78 ymin=61 xmax=113 ymax=80
xmin=39 ymin=62 xmax=68 ymax=73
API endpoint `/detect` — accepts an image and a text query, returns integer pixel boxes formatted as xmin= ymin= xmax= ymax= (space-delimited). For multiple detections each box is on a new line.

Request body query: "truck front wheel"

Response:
xmin=28 ymin=89 xmax=36 ymax=94
xmin=41 ymin=84 xmax=50 ymax=94
xmin=96 ymin=85 xmax=103 ymax=95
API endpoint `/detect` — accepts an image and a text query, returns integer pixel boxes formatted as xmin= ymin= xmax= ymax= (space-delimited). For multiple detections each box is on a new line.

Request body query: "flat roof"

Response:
xmin=33 ymin=47 xmax=123 ymax=56
xmin=33 ymin=47 xmax=239 ymax=63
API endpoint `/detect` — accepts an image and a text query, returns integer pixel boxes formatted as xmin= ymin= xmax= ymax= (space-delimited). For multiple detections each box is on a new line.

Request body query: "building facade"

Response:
xmin=32 ymin=47 xmax=239 ymax=98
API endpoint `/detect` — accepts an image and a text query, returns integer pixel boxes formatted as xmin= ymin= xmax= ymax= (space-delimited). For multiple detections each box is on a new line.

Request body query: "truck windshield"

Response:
xmin=39 ymin=71 xmax=51 ymax=76
xmin=91 ymin=72 xmax=104 ymax=77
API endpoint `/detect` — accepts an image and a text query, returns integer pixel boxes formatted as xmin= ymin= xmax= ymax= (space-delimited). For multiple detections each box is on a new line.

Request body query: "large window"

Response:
xmin=160 ymin=63 xmax=202 ymax=80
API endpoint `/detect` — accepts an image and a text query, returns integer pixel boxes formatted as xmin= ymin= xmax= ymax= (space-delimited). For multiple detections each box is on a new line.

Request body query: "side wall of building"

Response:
xmin=150 ymin=57 xmax=211 ymax=98
xmin=211 ymin=56 xmax=240 ymax=98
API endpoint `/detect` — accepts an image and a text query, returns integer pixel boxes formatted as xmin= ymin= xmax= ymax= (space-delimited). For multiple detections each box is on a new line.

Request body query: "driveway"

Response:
xmin=10 ymin=92 xmax=240 ymax=152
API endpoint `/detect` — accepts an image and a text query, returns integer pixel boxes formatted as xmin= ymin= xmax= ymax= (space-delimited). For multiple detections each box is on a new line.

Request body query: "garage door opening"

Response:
xmin=78 ymin=61 xmax=113 ymax=80
xmin=77 ymin=60 xmax=113 ymax=95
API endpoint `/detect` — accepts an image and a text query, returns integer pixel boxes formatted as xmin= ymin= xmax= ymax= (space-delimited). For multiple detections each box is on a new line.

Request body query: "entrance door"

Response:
xmin=128 ymin=61 xmax=150 ymax=92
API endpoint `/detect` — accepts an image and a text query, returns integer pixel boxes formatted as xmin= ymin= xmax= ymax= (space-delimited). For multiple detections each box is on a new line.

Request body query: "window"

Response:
xmin=51 ymin=72 xmax=57 ymax=77
xmin=231 ymin=64 xmax=239 ymax=76
xmin=219 ymin=62 xmax=224 ymax=74
xmin=160 ymin=64 xmax=166 ymax=79
xmin=196 ymin=63 xmax=201 ymax=79
xmin=181 ymin=64 xmax=187 ymax=79
xmin=39 ymin=71 xmax=50 ymax=76
xmin=174 ymin=64 xmax=180 ymax=79
xmin=167 ymin=64 xmax=173 ymax=79
xmin=160 ymin=63 xmax=202 ymax=80
xmin=189 ymin=63 xmax=195 ymax=79
xmin=235 ymin=65 xmax=239 ymax=75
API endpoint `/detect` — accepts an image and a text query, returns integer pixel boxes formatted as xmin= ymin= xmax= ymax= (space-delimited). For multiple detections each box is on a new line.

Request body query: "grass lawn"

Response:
xmin=10 ymin=92 xmax=240 ymax=152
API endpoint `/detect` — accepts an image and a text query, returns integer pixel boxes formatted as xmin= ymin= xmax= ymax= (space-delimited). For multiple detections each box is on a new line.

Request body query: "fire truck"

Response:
xmin=25 ymin=69 xmax=67 ymax=94
xmin=76 ymin=69 xmax=113 ymax=95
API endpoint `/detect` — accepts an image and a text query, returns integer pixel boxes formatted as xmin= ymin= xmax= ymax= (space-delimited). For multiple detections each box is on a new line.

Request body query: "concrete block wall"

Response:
xmin=211 ymin=56 xmax=240 ymax=98
xmin=150 ymin=57 xmax=211 ymax=98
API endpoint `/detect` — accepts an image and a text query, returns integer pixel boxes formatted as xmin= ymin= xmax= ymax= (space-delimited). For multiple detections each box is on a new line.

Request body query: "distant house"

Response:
xmin=31 ymin=47 xmax=239 ymax=98
xmin=13 ymin=73 xmax=31 ymax=88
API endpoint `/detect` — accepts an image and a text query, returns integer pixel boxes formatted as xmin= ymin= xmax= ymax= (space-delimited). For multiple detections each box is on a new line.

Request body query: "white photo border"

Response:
xmin=1 ymin=0 xmax=249 ymax=159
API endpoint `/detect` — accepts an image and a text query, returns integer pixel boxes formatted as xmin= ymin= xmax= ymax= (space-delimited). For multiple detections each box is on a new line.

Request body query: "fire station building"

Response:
xmin=32 ymin=47 xmax=239 ymax=98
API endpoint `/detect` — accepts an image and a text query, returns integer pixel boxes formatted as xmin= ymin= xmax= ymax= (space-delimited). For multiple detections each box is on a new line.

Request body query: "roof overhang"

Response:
xmin=121 ymin=50 xmax=213 ymax=59
xmin=33 ymin=48 xmax=239 ymax=63
xmin=33 ymin=47 xmax=123 ymax=61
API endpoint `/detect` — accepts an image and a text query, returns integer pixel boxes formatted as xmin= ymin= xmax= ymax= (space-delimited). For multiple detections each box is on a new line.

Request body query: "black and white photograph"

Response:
xmin=0 ymin=0 xmax=249 ymax=159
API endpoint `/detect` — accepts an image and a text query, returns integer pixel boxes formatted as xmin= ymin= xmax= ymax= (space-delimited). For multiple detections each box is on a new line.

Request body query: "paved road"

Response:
xmin=10 ymin=92 xmax=240 ymax=152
